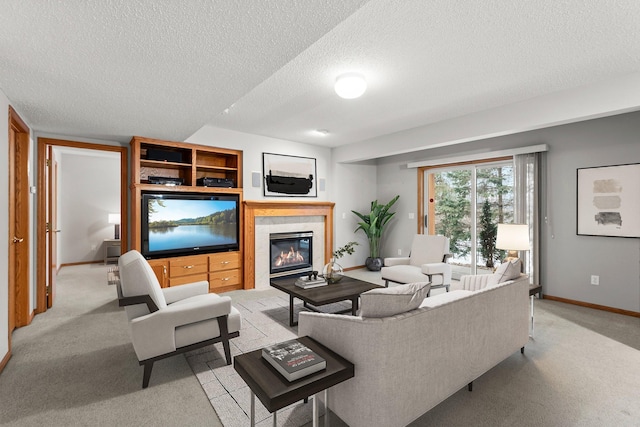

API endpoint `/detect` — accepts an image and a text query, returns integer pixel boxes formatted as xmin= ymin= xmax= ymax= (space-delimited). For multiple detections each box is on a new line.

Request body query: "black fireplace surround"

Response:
xmin=269 ymin=231 xmax=313 ymax=278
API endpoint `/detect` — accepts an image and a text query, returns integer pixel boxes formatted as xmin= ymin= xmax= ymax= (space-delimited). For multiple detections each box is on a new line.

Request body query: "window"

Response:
xmin=421 ymin=158 xmax=514 ymax=278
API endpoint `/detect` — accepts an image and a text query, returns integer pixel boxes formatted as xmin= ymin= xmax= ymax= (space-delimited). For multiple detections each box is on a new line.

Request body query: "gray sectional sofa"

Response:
xmin=298 ymin=275 xmax=530 ymax=427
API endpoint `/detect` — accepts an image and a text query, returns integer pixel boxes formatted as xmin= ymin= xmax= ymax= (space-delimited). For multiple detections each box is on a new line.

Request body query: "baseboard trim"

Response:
xmin=344 ymin=265 xmax=366 ymax=272
xmin=60 ymin=260 xmax=104 ymax=268
xmin=544 ymin=295 xmax=640 ymax=318
xmin=0 ymin=349 xmax=11 ymax=374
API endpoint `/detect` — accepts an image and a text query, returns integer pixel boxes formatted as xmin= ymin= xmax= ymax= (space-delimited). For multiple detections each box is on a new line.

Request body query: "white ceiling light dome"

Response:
xmin=334 ymin=72 xmax=367 ymax=99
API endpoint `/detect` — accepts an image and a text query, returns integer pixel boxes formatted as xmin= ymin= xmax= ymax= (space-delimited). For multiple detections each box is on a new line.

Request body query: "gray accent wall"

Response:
xmin=374 ymin=111 xmax=640 ymax=312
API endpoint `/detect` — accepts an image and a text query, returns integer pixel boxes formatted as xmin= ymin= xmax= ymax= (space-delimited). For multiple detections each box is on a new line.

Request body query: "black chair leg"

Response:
xmin=217 ymin=315 xmax=232 ymax=365
xmin=468 ymin=381 xmax=473 ymax=392
xmin=521 ymin=346 xmax=525 ymax=354
xmin=142 ymin=361 xmax=154 ymax=389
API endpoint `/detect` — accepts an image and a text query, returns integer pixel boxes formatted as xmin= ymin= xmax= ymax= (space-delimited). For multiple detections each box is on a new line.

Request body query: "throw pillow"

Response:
xmin=492 ymin=259 xmax=522 ymax=284
xmin=359 ymin=282 xmax=430 ymax=318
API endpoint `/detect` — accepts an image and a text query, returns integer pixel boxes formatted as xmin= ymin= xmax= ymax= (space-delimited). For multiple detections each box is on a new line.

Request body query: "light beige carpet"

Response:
xmin=2 ymin=264 xmax=638 ymax=426
xmin=0 ymin=263 xmax=222 ymax=426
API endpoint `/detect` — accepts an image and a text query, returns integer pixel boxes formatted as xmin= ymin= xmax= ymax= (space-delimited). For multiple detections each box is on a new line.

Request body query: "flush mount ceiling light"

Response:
xmin=313 ymin=129 xmax=329 ymax=136
xmin=334 ymin=72 xmax=367 ymax=99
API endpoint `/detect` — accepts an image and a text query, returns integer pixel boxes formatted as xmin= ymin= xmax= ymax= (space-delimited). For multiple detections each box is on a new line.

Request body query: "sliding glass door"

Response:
xmin=424 ymin=160 xmax=514 ymax=278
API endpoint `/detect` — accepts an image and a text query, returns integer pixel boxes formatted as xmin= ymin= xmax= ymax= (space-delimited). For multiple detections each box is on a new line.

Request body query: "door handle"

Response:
xmin=13 ymin=236 xmax=24 ymax=243
xmin=54 ymin=229 xmax=61 ymax=233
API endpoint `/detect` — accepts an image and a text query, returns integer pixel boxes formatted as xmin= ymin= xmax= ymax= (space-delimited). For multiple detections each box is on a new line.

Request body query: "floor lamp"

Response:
xmin=495 ymin=223 xmax=529 ymax=269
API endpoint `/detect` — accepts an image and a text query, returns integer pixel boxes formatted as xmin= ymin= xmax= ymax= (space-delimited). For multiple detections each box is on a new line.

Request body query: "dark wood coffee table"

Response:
xmin=270 ymin=276 xmax=383 ymax=326
xmin=234 ymin=336 xmax=354 ymax=426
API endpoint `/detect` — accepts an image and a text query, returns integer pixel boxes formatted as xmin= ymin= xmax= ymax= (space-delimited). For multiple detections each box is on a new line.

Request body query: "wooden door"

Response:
xmin=8 ymin=106 xmax=30 ymax=329
xmin=46 ymin=146 xmax=59 ymax=308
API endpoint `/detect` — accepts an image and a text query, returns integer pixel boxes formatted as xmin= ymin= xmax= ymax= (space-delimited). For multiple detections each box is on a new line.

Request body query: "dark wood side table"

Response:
xmin=234 ymin=336 xmax=354 ymax=427
xmin=529 ymin=284 xmax=543 ymax=338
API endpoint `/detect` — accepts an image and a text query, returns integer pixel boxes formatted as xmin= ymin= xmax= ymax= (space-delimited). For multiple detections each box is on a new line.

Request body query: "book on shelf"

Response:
xmin=295 ymin=276 xmax=327 ymax=289
xmin=262 ymin=338 xmax=327 ymax=381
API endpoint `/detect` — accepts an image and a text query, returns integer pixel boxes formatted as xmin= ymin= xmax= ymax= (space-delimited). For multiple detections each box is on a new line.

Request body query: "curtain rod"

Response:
xmin=406 ymin=144 xmax=549 ymax=169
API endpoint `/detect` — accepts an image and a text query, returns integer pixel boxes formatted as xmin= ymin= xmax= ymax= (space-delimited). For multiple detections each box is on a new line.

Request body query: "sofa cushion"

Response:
xmin=360 ymin=282 xmax=430 ymax=318
xmin=488 ymin=259 xmax=522 ymax=285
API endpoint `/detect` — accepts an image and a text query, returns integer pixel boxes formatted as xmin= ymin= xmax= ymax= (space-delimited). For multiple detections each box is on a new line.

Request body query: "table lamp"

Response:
xmin=495 ymin=223 xmax=529 ymax=265
xmin=108 ymin=213 xmax=121 ymax=240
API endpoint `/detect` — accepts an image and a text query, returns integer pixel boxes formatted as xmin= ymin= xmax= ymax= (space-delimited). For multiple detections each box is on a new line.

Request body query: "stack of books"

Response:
xmin=262 ymin=338 xmax=327 ymax=381
xmin=294 ymin=276 xmax=327 ymax=289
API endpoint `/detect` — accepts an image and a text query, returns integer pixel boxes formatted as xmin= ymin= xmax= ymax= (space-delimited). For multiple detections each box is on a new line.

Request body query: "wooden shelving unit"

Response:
xmin=130 ymin=136 xmax=244 ymax=293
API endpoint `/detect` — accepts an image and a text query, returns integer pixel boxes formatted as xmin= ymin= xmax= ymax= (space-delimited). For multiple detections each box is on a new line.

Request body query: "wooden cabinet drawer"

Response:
xmin=169 ymin=255 xmax=208 ymax=278
xmin=169 ymin=273 xmax=209 ymax=287
xmin=209 ymin=269 xmax=241 ymax=289
xmin=147 ymin=259 xmax=168 ymax=288
xmin=209 ymin=252 xmax=241 ymax=271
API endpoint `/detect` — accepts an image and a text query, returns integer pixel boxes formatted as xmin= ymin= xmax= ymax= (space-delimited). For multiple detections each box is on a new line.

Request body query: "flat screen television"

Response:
xmin=141 ymin=192 xmax=240 ymax=259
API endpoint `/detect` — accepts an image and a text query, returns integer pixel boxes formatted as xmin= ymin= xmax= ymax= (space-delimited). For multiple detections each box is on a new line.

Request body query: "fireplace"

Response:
xmin=269 ymin=231 xmax=313 ymax=278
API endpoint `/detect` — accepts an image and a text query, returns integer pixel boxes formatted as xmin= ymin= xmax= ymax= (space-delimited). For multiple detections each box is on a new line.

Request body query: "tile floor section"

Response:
xmin=185 ymin=295 xmax=352 ymax=427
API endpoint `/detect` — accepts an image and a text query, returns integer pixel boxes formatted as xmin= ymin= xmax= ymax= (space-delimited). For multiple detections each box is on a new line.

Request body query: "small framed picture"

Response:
xmin=577 ymin=163 xmax=640 ymax=237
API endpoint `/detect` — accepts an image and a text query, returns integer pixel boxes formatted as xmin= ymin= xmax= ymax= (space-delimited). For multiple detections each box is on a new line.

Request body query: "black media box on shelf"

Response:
xmin=148 ymin=176 xmax=184 ymax=186
xmin=146 ymin=148 xmax=184 ymax=163
xmin=197 ymin=177 xmax=235 ymax=188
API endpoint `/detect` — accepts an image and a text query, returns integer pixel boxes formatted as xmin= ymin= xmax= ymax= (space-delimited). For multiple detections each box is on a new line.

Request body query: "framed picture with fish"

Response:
xmin=577 ymin=163 xmax=640 ymax=237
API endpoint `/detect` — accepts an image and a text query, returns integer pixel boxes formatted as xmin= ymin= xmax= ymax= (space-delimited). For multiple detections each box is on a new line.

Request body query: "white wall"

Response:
xmin=58 ymin=151 xmax=120 ymax=264
xmin=370 ymin=111 xmax=640 ymax=312
xmin=330 ymin=161 xmax=377 ymax=268
xmin=0 ymin=89 xmax=10 ymax=361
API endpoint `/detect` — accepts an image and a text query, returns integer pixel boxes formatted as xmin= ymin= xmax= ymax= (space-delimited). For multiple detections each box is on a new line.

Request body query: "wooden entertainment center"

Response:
xmin=130 ymin=136 xmax=244 ymax=293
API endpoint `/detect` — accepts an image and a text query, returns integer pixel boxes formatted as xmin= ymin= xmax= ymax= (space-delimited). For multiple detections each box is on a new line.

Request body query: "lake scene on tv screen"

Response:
xmin=147 ymin=198 xmax=237 ymax=252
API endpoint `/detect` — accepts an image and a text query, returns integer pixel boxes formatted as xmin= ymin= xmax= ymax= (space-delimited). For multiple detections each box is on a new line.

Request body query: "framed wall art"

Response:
xmin=577 ymin=163 xmax=640 ymax=238
xmin=263 ymin=153 xmax=317 ymax=197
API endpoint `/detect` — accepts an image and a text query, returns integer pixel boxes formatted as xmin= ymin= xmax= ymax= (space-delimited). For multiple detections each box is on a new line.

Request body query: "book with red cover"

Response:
xmin=261 ymin=338 xmax=327 ymax=381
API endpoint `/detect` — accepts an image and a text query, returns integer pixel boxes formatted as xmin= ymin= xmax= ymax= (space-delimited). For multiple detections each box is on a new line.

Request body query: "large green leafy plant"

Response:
xmin=352 ymin=195 xmax=400 ymax=258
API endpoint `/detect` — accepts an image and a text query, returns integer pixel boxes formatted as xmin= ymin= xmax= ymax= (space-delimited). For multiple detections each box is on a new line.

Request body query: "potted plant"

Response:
xmin=323 ymin=241 xmax=358 ymax=284
xmin=352 ymin=195 xmax=399 ymax=271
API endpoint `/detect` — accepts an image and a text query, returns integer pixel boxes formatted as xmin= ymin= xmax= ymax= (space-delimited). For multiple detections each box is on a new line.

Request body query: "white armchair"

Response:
xmin=381 ymin=234 xmax=452 ymax=293
xmin=454 ymin=259 xmax=527 ymax=291
xmin=117 ymin=250 xmax=242 ymax=388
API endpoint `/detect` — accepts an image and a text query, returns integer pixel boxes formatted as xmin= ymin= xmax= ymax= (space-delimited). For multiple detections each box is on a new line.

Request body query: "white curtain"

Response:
xmin=514 ymin=152 xmax=544 ymax=285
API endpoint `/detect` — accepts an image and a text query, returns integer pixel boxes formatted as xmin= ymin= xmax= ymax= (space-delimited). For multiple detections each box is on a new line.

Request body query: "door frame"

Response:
xmin=36 ymin=137 xmax=127 ymax=313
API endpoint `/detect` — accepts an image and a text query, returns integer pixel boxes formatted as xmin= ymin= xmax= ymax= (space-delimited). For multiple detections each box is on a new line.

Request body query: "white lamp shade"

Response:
xmin=496 ymin=224 xmax=529 ymax=251
xmin=108 ymin=213 xmax=120 ymax=224
xmin=334 ymin=72 xmax=367 ymax=99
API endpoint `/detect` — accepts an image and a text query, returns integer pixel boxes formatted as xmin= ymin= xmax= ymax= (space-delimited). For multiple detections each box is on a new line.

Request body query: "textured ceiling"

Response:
xmin=1 ymin=0 xmax=640 ymax=151
xmin=0 ymin=0 xmax=369 ymax=142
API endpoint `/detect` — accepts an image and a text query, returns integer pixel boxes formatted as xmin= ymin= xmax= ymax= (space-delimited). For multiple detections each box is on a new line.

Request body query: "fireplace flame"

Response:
xmin=274 ymin=246 xmax=305 ymax=267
